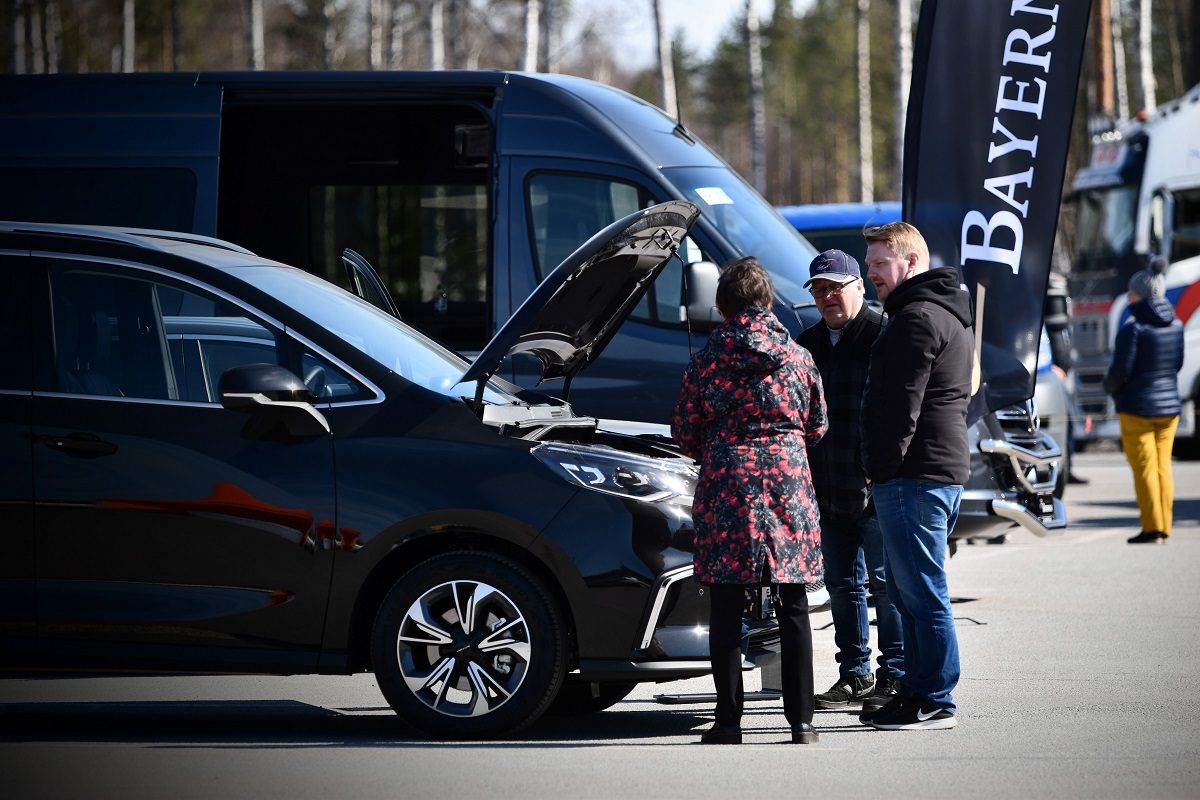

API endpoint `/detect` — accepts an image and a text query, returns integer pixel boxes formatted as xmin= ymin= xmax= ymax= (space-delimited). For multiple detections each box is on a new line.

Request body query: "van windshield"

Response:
xmin=237 ymin=266 xmax=514 ymax=404
xmin=663 ymin=166 xmax=817 ymax=304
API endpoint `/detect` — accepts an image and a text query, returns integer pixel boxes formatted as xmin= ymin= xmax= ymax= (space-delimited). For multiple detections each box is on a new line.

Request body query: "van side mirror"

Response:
xmin=683 ymin=261 xmax=722 ymax=331
xmin=218 ymin=363 xmax=330 ymax=439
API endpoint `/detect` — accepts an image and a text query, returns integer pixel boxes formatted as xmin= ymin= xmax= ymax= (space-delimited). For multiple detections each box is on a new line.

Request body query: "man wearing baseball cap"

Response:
xmin=797 ymin=249 xmax=904 ymax=716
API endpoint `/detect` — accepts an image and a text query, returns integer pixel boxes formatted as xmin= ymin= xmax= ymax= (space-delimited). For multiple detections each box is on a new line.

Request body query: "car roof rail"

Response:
xmin=0 ymin=221 xmax=256 ymax=256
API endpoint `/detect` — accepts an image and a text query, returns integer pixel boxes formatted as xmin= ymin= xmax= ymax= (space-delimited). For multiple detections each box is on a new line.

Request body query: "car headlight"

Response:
xmin=531 ymin=442 xmax=696 ymax=505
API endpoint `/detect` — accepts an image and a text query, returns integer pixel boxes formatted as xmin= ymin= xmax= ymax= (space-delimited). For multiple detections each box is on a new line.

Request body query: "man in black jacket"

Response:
xmin=858 ymin=222 xmax=972 ymax=731
xmin=797 ymin=249 xmax=903 ymax=715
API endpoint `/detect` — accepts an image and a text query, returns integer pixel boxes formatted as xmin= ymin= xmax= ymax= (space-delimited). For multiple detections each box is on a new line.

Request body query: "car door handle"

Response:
xmin=41 ymin=432 xmax=119 ymax=458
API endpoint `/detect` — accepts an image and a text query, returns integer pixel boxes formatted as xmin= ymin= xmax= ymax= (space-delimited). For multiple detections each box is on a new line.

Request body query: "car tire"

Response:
xmin=546 ymin=676 xmax=637 ymax=715
xmin=371 ymin=551 xmax=566 ymax=738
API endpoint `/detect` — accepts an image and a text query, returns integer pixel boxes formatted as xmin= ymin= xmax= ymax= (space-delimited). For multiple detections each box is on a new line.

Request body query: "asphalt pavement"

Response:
xmin=3 ymin=449 xmax=1198 ymax=799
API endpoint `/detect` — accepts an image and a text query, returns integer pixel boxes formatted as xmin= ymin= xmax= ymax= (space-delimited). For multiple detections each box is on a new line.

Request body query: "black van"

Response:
xmin=0 ymin=70 xmax=820 ymax=421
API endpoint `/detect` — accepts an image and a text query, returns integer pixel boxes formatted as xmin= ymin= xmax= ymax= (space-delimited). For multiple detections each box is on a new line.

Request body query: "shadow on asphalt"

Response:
xmin=1066 ymin=496 xmax=1199 ymax=528
xmin=0 ymin=696 xmax=886 ymax=747
xmin=0 ymin=698 xmax=718 ymax=747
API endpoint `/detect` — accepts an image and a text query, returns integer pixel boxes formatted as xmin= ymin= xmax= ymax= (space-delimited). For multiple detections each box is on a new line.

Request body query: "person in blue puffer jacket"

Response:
xmin=1103 ymin=269 xmax=1185 ymax=544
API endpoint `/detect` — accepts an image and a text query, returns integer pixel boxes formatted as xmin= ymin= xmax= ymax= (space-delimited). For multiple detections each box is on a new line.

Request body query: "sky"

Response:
xmin=570 ymin=0 xmax=777 ymax=70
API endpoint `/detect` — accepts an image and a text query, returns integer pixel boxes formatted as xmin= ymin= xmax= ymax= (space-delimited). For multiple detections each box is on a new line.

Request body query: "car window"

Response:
xmin=0 ymin=255 xmax=33 ymax=392
xmin=49 ymin=262 xmax=363 ymax=404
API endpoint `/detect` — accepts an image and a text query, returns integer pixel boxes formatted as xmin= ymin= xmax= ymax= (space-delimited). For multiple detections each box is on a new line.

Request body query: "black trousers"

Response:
xmin=708 ymin=583 xmax=814 ymax=728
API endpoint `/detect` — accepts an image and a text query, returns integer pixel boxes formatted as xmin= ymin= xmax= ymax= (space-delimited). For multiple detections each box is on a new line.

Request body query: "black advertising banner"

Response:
xmin=903 ymin=0 xmax=1092 ymax=418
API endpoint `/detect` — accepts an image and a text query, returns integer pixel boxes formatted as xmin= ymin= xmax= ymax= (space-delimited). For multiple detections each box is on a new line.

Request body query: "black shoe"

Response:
xmin=1067 ymin=472 xmax=1089 ymax=485
xmin=864 ymin=699 xmax=957 ymax=730
xmin=699 ymin=723 xmax=742 ymax=744
xmin=860 ymin=677 xmax=902 ymax=715
xmin=791 ymin=723 xmax=819 ymax=744
xmin=814 ymin=674 xmax=875 ymax=709
xmin=1128 ymin=530 xmax=1167 ymax=544
xmin=859 ymin=692 xmax=913 ymax=724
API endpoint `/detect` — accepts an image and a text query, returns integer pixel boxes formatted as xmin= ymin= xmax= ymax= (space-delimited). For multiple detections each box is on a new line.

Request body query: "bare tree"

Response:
xmin=28 ymin=0 xmax=43 ymax=73
xmin=746 ymin=0 xmax=766 ymax=194
xmin=45 ymin=0 xmax=61 ymax=73
xmin=652 ymin=0 xmax=678 ymax=118
xmin=1092 ymin=0 xmax=1115 ymax=117
xmin=171 ymin=0 xmax=183 ymax=70
xmin=1135 ymin=0 xmax=1156 ymax=111
xmin=428 ymin=0 xmax=445 ymax=69
xmin=122 ymin=0 xmax=135 ymax=72
xmin=389 ymin=0 xmax=409 ymax=69
xmin=538 ymin=0 xmax=556 ymax=72
xmin=856 ymin=0 xmax=873 ymax=202
xmin=1111 ymin=0 xmax=1130 ymax=119
xmin=895 ymin=0 xmax=912 ymax=188
xmin=522 ymin=0 xmax=540 ymax=71
xmin=247 ymin=0 xmax=266 ymax=70
xmin=322 ymin=0 xmax=337 ymax=69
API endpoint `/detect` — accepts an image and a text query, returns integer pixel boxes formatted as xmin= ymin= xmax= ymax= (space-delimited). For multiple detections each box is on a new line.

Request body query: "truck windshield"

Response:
xmin=663 ymin=166 xmax=816 ymax=304
xmin=1073 ymin=185 xmax=1139 ymax=270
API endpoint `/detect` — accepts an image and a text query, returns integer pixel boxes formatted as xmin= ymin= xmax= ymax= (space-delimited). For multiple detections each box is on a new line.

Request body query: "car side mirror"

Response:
xmin=218 ymin=363 xmax=330 ymax=439
xmin=683 ymin=261 xmax=722 ymax=331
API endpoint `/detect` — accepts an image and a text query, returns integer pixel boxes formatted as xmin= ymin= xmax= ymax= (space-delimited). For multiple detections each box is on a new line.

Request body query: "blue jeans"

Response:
xmin=872 ymin=479 xmax=962 ymax=713
xmin=819 ymin=511 xmax=904 ymax=681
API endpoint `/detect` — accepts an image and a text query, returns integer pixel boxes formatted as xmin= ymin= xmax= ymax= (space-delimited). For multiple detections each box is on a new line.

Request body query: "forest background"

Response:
xmin=4 ymin=0 xmax=1198 ymax=211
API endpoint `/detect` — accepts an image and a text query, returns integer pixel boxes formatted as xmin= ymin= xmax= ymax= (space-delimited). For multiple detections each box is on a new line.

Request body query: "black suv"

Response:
xmin=1 ymin=204 xmax=770 ymax=738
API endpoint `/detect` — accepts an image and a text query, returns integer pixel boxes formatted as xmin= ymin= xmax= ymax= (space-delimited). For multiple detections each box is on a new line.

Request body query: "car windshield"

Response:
xmin=663 ymin=166 xmax=816 ymax=304
xmin=237 ymin=266 xmax=514 ymax=404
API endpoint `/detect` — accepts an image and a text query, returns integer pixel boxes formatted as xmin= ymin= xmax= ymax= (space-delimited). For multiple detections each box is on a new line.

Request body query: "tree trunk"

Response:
xmin=895 ymin=0 xmax=912 ymax=190
xmin=1110 ymin=0 xmax=1130 ymax=119
xmin=539 ymin=0 xmax=556 ymax=72
xmin=171 ymin=0 xmax=183 ymax=70
xmin=1091 ymin=0 xmax=1114 ymax=118
xmin=122 ymin=0 xmax=135 ymax=72
xmin=388 ymin=0 xmax=405 ymax=69
xmin=523 ymin=0 xmax=540 ymax=72
xmin=746 ymin=0 xmax=766 ymax=195
xmin=1135 ymin=0 xmax=1156 ymax=112
xmin=856 ymin=0 xmax=873 ymax=202
xmin=652 ymin=0 xmax=678 ymax=119
xmin=28 ymin=0 xmax=43 ymax=73
xmin=428 ymin=0 xmax=445 ymax=70
xmin=369 ymin=0 xmax=384 ymax=69
xmin=247 ymin=0 xmax=265 ymax=70
xmin=323 ymin=0 xmax=337 ymax=70
xmin=45 ymin=0 xmax=61 ymax=73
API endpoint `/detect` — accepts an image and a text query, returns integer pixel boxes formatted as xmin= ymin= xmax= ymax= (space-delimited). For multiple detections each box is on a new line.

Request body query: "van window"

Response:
xmin=307 ymin=184 xmax=488 ymax=353
xmin=0 ymin=168 xmax=196 ymax=231
xmin=527 ymin=173 xmax=652 ymax=279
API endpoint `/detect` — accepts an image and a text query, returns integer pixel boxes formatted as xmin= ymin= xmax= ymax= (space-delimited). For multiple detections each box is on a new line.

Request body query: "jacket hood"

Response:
xmin=883 ymin=267 xmax=972 ymax=327
xmin=1131 ymin=295 xmax=1176 ymax=327
xmin=708 ymin=307 xmax=793 ymax=374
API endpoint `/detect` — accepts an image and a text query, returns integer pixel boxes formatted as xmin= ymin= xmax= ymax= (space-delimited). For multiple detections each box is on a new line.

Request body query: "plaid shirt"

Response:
xmin=796 ymin=304 xmax=884 ymax=519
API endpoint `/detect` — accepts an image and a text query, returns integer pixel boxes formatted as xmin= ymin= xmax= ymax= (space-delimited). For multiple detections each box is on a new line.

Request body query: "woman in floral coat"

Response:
xmin=672 ymin=256 xmax=827 ymax=745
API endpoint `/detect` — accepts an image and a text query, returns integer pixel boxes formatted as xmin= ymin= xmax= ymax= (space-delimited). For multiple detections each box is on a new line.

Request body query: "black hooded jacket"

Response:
xmin=862 ymin=267 xmax=973 ymax=485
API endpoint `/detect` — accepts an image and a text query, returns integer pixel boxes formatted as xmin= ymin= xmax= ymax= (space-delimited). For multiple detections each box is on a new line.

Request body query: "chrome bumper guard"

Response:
xmin=978 ymin=436 xmax=1062 ymax=494
xmin=991 ymin=496 xmax=1068 ymax=537
xmin=638 ymin=564 xmax=694 ymax=651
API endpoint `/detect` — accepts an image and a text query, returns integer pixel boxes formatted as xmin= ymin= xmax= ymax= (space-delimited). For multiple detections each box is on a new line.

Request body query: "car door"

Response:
xmin=0 ymin=252 xmax=36 ymax=664
xmin=31 ymin=255 xmax=337 ymax=670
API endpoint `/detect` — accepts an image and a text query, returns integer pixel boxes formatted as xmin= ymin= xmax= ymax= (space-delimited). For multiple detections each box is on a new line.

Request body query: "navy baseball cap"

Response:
xmin=804 ymin=248 xmax=862 ymax=288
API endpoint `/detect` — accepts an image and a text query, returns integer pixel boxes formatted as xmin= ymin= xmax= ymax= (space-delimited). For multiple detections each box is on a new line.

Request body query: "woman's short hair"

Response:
xmin=716 ymin=256 xmax=774 ymax=317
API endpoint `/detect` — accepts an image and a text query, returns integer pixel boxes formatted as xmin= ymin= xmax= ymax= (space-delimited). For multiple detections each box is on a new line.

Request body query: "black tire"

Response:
xmin=371 ymin=551 xmax=566 ymax=738
xmin=546 ymin=676 xmax=637 ymax=716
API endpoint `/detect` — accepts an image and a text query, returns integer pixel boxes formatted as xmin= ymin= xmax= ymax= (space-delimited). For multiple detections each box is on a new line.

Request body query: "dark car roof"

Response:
xmin=776 ymin=201 xmax=901 ymax=231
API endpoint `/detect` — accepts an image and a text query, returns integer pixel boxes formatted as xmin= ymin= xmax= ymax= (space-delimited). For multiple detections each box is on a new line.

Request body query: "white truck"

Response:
xmin=1068 ymin=82 xmax=1200 ymax=448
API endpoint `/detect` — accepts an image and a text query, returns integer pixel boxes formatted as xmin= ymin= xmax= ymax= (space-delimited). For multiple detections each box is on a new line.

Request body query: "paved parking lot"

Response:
xmin=3 ymin=449 xmax=1198 ymax=799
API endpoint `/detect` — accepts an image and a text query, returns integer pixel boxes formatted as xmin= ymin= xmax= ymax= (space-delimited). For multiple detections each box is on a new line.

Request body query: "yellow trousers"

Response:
xmin=1118 ymin=413 xmax=1179 ymax=535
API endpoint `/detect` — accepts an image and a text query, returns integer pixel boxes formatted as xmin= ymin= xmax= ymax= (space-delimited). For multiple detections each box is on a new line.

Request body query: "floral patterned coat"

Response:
xmin=672 ymin=307 xmax=827 ymax=585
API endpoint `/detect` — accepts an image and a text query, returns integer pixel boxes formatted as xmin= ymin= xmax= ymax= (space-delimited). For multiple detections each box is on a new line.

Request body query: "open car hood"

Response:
xmin=460 ymin=200 xmax=701 ymax=388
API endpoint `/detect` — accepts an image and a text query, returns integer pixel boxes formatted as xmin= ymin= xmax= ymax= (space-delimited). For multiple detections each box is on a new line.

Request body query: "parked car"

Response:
xmin=777 ymin=201 xmax=1068 ymax=542
xmin=0 ymin=206 xmax=786 ymax=738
